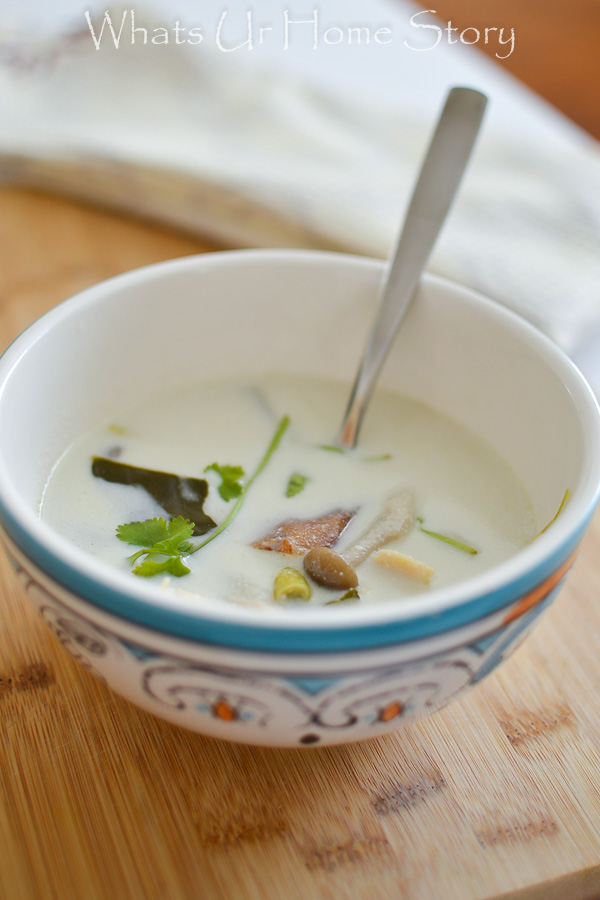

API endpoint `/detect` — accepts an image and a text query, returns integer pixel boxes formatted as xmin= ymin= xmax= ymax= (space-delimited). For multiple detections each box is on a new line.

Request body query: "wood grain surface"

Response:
xmin=2 ymin=188 xmax=600 ymax=900
xmin=1 ymin=2 xmax=600 ymax=898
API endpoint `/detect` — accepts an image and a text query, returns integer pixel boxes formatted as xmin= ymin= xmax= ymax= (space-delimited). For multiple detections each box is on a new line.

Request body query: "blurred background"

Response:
xmin=1 ymin=0 xmax=599 ymax=382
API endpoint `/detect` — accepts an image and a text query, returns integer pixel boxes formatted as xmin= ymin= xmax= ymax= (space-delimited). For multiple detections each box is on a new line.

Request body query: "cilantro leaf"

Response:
xmin=133 ymin=556 xmax=192 ymax=578
xmin=116 ymin=516 xmax=195 ymax=578
xmin=117 ymin=516 xmax=194 ymax=551
xmin=177 ymin=540 xmax=196 ymax=555
xmin=285 ymin=472 xmax=309 ymax=498
xmin=117 ymin=517 xmax=169 ymax=548
xmin=114 ymin=416 xmax=291 ymax=579
xmin=204 ymin=462 xmax=245 ymax=501
xmin=148 ymin=517 xmax=195 ymax=557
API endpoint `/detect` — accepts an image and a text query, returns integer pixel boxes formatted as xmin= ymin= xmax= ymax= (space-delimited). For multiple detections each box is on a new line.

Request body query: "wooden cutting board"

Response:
xmin=1 ymin=188 xmax=600 ymax=900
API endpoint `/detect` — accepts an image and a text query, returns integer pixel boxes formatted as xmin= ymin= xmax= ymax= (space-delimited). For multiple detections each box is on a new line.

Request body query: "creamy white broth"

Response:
xmin=39 ymin=374 xmax=534 ymax=609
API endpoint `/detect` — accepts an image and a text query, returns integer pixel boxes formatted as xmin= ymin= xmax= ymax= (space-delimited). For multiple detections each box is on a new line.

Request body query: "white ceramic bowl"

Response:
xmin=1 ymin=249 xmax=599 ymax=746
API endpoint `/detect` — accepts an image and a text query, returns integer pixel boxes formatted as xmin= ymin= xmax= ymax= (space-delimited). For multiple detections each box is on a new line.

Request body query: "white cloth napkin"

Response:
xmin=1 ymin=1 xmax=600 ymax=352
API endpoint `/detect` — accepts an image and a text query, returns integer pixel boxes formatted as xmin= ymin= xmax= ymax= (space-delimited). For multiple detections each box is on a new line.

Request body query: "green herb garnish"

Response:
xmin=317 ymin=446 xmax=391 ymax=461
xmin=92 ymin=456 xmax=216 ymax=536
xmin=191 ymin=415 xmax=290 ymax=554
xmin=325 ymin=587 xmax=360 ymax=605
xmin=204 ymin=463 xmax=245 ymax=501
xmin=286 ymin=472 xmax=309 ymax=497
xmin=116 ymin=516 xmax=196 ymax=577
xmin=115 ymin=415 xmax=290 ymax=578
xmin=530 ymin=487 xmax=571 ymax=541
xmin=417 ymin=517 xmax=478 ymax=555
xmin=318 ymin=444 xmax=345 ymax=454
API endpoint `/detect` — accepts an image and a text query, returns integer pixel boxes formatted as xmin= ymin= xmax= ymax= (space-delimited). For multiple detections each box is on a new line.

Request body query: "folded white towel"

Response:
xmin=1 ymin=1 xmax=599 ymax=352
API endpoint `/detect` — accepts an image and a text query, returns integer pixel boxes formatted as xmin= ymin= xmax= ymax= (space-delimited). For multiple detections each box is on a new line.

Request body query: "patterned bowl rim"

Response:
xmin=1 ymin=250 xmax=599 ymax=653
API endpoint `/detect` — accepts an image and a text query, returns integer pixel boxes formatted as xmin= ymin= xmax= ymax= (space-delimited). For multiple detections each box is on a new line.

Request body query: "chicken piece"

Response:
xmin=374 ymin=549 xmax=434 ymax=584
xmin=252 ymin=509 xmax=355 ymax=555
xmin=341 ymin=490 xmax=414 ymax=567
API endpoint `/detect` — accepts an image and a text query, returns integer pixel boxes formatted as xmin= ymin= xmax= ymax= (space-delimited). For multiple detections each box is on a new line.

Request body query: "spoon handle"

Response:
xmin=337 ymin=86 xmax=488 ymax=449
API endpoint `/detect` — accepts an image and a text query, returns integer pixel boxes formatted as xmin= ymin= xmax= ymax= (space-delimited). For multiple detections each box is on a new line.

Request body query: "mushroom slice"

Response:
xmin=252 ymin=508 xmax=355 ymax=555
xmin=341 ymin=490 xmax=415 ymax=567
xmin=304 ymin=547 xmax=358 ymax=590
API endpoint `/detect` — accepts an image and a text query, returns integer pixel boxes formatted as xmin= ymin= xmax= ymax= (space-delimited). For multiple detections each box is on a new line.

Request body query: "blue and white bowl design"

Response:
xmin=0 ymin=251 xmax=598 ymax=746
xmin=1 ymin=530 xmax=580 ymax=746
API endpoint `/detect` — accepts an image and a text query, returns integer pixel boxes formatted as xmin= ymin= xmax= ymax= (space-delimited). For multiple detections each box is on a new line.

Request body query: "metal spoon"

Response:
xmin=337 ymin=86 xmax=488 ymax=449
